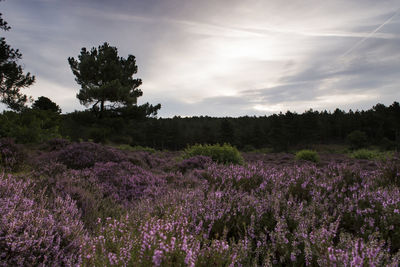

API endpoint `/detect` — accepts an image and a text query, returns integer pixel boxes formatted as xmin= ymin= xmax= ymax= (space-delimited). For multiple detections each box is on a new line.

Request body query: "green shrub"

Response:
xmin=350 ymin=149 xmax=394 ymax=160
xmin=346 ymin=130 xmax=368 ymax=150
xmin=350 ymin=149 xmax=378 ymax=160
xmin=116 ymin=144 xmax=156 ymax=153
xmin=295 ymin=149 xmax=319 ymax=163
xmin=311 ymin=144 xmax=348 ymax=154
xmin=183 ymin=143 xmax=244 ymax=165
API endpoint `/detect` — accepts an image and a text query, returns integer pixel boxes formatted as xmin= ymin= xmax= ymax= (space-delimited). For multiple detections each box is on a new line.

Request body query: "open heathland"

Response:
xmin=1 ymin=140 xmax=400 ymax=266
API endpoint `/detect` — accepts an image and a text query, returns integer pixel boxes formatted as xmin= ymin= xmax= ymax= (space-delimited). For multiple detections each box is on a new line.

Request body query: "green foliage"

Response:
xmin=311 ymin=144 xmax=349 ymax=154
xmin=32 ymin=96 xmax=61 ymax=113
xmin=56 ymin=101 xmax=399 ymax=152
xmin=349 ymin=149 xmax=394 ymax=161
xmin=0 ymin=109 xmax=61 ymax=143
xmin=115 ymin=144 xmax=156 ymax=153
xmin=183 ymin=143 xmax=244 ymax=165
xmin=219 ymin=119 xmax=235 ymax=144
xmin=295 ymin=149 xmax=319 ymax=163
xmin=350 ymin=149 xmax=379 ymax=160
xmin=346 ymin=130 xmax=368 ymax=150
xmin=68 ymin=42 xmax=144 ymax=113
xmin=68 ymin=42 xmax=161 ymax=120
xmin=0 ymin=9 xmax=35 ymax=111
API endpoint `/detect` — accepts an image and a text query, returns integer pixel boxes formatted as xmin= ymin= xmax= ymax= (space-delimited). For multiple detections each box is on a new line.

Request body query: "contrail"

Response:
xmin=341 ymin=7 xmax=400 ymax=58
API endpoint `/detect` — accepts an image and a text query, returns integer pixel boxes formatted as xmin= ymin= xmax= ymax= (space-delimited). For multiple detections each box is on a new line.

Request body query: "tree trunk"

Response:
xmin=100 ymin=100 xmax=104 ymax=113
xmin=99 ymin=100 xmax=105 ymax=119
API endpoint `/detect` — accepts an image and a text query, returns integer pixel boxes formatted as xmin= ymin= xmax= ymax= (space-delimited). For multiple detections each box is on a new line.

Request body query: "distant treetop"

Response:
xmin=32 ymin=96 xmax=61 ymax=113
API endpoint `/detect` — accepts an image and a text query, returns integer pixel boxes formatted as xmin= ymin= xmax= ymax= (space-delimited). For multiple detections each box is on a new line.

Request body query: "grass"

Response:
xmin=349 ymin=149 xmax=395 ymax=161
xmin=113 ymin=144 xmax=157 ymax=153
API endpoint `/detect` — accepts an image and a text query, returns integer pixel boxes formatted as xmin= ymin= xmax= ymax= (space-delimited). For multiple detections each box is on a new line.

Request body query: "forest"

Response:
xmin=61 ymin=101 xmax=400 ymax=151
xmin=0 ymin=100 xmax=399 ymax=153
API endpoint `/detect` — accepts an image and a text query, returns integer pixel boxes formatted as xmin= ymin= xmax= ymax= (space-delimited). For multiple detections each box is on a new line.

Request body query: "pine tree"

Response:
xmin=0 ymin=5 xmax=35 ymax=111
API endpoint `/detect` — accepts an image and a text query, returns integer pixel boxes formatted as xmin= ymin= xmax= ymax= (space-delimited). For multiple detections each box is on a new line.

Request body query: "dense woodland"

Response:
xmin=58 ymin=101 xmax=400 ymax=151
xmin=0 ymin=100 xmax=398 ymax=152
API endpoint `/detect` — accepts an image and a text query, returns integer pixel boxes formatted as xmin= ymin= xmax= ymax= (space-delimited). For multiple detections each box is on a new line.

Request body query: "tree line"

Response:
xmin=59 ymin=102 xmax=400 ymax=151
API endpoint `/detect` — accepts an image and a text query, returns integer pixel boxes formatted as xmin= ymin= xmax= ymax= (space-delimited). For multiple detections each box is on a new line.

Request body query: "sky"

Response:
xmin=1 ymin=0 xmax=400 ymax=117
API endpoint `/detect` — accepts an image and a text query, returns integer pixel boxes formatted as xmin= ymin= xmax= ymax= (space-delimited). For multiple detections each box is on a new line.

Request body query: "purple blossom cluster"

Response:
xmin=91 ymin=161 xmax=166 ymax=205
xmin=81 ymin=209 xmax=245 ymax=266
xmin=200 ymin=161 xmax=400 ymax=265
xmin=118 ymin=160 xmax=400 ymax=266
xmin=177 ymin=155 xmax=212 ymax=173
xmin=126 ymin=150 xmax=180 ymax=172
xmin=1 ymin=142 xmax=400 ymax=266
xmin=0 ymin=138 xmax=24 ymax=171
xmin=57 ymin=142 xmax=127 ymax=169
xmin=0 ymin=173 xmax=86 ymax=266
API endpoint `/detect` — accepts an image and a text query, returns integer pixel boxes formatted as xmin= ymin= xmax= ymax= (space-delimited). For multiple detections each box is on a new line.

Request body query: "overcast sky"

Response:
xmin=1 ymin=0 xmax=400 ymax=117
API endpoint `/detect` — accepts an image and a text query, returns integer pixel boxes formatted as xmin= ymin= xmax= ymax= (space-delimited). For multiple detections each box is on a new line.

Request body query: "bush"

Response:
xmin=350 ymin=149 xmax=379 ymax=160
xmin=0 ymin=138 xmax=24 ymax=171
xmin=346 ymin=130 xmax=368 ymax=150
xmin=295 ymin=149 xmax=319 ymax=163
xmin=183 ymin=144 xmax=244 ymax=165
xmin=57 ymin=142 xmax=126 ymax=169
xmin=350 ymin=149 xmax=394 ymax=161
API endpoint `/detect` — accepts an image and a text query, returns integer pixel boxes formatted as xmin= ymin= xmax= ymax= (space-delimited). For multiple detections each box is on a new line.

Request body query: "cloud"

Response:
xmin=24 ymin=78 xmax=81 ymax=113
xmin=1 ymin=0 xmax=400 ymax=117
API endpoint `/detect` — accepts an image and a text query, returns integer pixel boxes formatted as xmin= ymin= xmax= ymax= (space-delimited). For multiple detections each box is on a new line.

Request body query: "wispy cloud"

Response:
xmin=341 ymin=8 xmax=400 ymax=57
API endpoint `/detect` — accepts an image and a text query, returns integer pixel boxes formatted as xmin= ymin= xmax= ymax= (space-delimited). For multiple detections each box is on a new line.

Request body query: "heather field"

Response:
xmin=1 ymin=139 xmax=400 ymax=266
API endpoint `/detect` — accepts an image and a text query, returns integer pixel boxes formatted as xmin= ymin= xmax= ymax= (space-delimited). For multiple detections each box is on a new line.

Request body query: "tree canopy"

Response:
xmin=68 ymin=42 xmax=145 ymax=114
xmin=0 ymin=5 xmax=35 ymax=111
xmin=32 ymin=96 xmax=61 ymax=113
